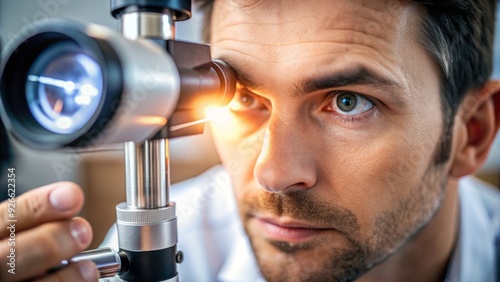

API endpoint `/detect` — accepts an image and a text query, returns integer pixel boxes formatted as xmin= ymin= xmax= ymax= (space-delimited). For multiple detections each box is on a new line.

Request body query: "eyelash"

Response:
xmin=229 ymin=89 xmax=378 ymax=124
xmin=332 ymin=109 xmax=377 ymax=123
xmin=323 ymin=90 xmax=377 ymax=123
xmin=228 ymin=90 xmax=268 ymax=113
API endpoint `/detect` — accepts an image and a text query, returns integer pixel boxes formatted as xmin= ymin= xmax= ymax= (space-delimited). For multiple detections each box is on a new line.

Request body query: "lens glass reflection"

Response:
xmin=26 ymin=47 xmax=103 ymax=134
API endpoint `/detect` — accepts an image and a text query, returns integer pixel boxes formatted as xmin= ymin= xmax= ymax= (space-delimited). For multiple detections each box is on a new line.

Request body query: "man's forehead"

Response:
xmin=210 ymin=0 xmax=419 ymax=60
xmin=211 ymin=0 xmax=413 ymax=37
xmin=213 ymin=0 xmax=409 ymax=14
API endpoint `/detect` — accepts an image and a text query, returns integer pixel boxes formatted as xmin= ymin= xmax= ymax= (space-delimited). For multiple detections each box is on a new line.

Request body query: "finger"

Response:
xmin=0 ymin=182 xmax=84 ymax=238
xmin=0 ymin=217 xmax=93 ymax=282
xmin=33 ymin=261 xmax=100 ymax=282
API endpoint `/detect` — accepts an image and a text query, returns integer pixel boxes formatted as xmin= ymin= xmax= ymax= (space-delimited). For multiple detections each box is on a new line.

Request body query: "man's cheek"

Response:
xmin=237 ymin=132 xmax=265 ymax=159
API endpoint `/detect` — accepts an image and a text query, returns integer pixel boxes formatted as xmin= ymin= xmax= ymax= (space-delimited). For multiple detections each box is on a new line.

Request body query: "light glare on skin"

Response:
xmin=208 ymin=0 xmax=457 ymax=281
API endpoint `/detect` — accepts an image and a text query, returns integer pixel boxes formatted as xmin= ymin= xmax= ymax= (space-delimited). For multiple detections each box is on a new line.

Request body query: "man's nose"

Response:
xmin=253 ymin=114 xmax=318 ymax=193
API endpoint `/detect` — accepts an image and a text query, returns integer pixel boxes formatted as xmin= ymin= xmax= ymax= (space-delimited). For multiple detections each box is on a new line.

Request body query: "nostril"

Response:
xmin=282 ymin=182 xmax=313 ymax=192
xmin=257 ymin=175 xmax=316 ymax=193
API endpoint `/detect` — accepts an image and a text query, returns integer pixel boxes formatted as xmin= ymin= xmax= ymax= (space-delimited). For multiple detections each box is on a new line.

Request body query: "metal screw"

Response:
xmin=175 ymin=251 xmax=184 ymax=264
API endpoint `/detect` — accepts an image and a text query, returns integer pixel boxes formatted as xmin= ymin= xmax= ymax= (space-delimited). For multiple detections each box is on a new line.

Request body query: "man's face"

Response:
xmin=209 ymin=0 xmax=450 ymax=280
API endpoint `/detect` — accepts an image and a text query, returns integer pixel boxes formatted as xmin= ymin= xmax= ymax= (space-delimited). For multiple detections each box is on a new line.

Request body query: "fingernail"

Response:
xmin=79 ymin=261 xmax=100 ymax=281
xmin=70 ymin=219 xmax=91 ymax=246
xmin=49 ymin=186 xmax=76 ymax=211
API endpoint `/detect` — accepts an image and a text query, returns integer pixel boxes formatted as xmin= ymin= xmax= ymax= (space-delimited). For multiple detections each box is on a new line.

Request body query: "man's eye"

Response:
xmin=329 ymin=91 xmax=374 ymax=116
xmin=228 ymin=91 xmax=264 ymax=112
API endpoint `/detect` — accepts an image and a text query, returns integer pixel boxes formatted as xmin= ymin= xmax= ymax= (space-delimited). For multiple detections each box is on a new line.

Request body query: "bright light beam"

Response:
xmin=169 ymin=106 xmax=229 ymax=132
xmin=169 ymin=118 xmax=211 ymax=132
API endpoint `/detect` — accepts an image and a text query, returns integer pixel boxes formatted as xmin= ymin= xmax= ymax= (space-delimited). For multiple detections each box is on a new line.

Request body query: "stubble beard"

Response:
xmin=238 ymin=162 xmax=449 ymax=282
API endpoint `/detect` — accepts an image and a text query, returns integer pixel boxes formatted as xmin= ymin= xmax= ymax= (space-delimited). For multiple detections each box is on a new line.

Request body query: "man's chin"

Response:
xmin=246 ymin=228 xmax=370 ymax=282
xmin=249 ymin=237 xmax=322 ymax=281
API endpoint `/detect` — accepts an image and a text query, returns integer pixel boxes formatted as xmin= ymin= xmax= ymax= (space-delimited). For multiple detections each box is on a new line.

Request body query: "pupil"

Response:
xmin=240 ymin=94 xmax=254 ymax=106
xmin=337 ymin=93 xmax=357 ymax=112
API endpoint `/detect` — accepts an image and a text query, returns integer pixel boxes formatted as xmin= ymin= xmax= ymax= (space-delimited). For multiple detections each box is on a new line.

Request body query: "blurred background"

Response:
xmin=0 ymin=0 xmax=499 ymax=248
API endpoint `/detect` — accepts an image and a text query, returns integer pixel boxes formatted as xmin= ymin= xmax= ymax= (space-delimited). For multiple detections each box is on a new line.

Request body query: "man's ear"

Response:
xmin=449 ymin=80 xmax=500 ymax=178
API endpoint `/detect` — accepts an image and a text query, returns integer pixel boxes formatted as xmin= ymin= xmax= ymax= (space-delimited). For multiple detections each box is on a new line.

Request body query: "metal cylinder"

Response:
xmin=59 ymin=248 xmax=123 ymax=278
xmin=120 ymin=11 xmax=175 ymax=40
xmin=110 ymin=0 xmax=192 ymax=21
xmin=116 ymin=202 xmax=177 ymax=251
xmin=125 ymin=139 xmax=169 ymax=208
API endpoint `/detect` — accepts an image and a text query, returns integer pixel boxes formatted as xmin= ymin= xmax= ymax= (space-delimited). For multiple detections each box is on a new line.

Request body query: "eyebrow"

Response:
xmin=300 ymin=66 xmax=400 ymax=94
xmin=217 ymin=59 xmax=260 ymax=89
xmin=219 ymin=58 xmax=405 ymax=104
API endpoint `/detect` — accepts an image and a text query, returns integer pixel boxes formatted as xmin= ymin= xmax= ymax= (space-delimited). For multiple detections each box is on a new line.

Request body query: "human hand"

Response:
xmin=0 ymin=182 xmax=99 ymax=281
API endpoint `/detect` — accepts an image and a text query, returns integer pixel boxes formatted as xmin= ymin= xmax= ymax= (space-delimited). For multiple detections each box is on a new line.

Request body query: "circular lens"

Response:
xmin=26 ymin=43 xmax=103 ymax=134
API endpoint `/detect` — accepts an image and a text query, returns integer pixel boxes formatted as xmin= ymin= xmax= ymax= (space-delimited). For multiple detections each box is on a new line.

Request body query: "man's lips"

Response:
xmin=252 ymin=215 xmax=334 ymax=243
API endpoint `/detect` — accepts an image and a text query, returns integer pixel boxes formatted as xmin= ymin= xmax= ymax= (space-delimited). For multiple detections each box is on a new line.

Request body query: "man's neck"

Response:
xmin=358 ymin=178 xmax=460 ymax=282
